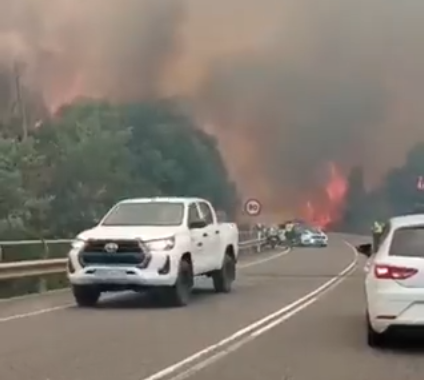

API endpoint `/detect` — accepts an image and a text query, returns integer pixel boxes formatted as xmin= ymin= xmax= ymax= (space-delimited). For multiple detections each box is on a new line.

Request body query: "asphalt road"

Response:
xmin=1 ymin=234 xmax=423 ymax=380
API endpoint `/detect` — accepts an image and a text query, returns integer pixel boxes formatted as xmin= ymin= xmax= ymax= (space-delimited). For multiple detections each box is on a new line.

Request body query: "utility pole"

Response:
xmin=12 ymin=60 xmax=28 ymax=141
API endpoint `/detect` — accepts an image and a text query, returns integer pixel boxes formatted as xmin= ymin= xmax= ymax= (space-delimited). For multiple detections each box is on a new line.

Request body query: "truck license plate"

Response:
xmin=95 ymin=269 xmax=124 ymax=277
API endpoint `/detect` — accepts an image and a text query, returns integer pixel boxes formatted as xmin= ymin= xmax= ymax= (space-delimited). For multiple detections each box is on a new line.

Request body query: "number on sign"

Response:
xmin=244 ymin=199 xmax=261 ymax=216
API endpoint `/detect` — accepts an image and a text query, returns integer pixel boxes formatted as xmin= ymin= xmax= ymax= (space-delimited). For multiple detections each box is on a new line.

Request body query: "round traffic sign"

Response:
xmin=244 ymin=199 xmax=261 ymax=216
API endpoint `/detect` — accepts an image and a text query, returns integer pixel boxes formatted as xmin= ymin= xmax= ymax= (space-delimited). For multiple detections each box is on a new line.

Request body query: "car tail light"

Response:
xmin=374 ymin=264 xmax=418 ymax=280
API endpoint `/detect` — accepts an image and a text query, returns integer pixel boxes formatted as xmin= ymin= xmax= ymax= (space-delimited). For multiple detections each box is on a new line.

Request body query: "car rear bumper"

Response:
xmin=368 ymin=292 xmax=424 ymax=333
xmin=300 ymin=239 xmax=328 ymax=247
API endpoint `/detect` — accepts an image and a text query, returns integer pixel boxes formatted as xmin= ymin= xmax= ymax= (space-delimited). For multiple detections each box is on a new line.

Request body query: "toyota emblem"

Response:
xmin=104 ymin=242 xmax=119 ymax=253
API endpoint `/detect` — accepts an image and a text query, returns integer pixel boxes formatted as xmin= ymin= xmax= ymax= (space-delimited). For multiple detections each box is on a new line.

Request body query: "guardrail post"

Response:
xmin=38 ymin=239 xmax=49 ymax=293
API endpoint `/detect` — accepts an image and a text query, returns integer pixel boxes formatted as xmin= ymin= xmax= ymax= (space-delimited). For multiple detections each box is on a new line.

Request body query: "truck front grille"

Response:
xmin=80 ymin=239 xmax=146 ymax=266
xmin=84 ymin=239 xmax=142 ymax=253
xmin=80 ymin=252 xmax=145 ymax=266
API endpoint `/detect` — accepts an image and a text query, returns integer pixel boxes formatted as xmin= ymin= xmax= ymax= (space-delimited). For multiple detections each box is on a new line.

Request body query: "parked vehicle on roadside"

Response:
xmin=357 ymin=214 xmax=424 ymax=347
xmin=297 ymin=226 xmax=328 ymax=247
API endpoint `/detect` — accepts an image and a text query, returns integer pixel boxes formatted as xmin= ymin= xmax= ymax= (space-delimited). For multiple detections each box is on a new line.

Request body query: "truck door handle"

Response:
xmin=203 ymin=233 xmax=208 ymax=237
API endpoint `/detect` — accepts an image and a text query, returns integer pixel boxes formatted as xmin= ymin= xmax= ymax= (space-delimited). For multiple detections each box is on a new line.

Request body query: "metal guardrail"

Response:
xmin=0 ymin=259 xmax=68 ymax=281
xmin=0 ymin=231 xmax=266 ymax=283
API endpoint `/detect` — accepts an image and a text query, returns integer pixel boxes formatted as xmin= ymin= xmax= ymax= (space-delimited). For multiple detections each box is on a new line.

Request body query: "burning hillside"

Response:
xmin=1 ymin=0 xmax=424 ymax=224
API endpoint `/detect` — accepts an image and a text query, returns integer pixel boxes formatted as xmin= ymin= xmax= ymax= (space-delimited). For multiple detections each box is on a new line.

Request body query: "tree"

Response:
xmin=382 ymin=142 xmax=424 ymax=216
xmin=0 ymin=99 xmax=238 ymax=239
xmin=0 ymin=137 xmax=50 ymax=239
xmin=339 ymin=142 xmax=424 ymax=232
xmin=124 ymin=101 xmax=237 ymax=214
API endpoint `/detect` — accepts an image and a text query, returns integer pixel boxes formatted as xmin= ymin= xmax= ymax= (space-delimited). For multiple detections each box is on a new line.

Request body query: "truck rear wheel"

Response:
xmin=164 ymin=258 xmax=193 ymax=307
xmin=72 ymin=285 xmax=101 ymax=307
xmin=212 ymin=253 xmax=236 ymax=293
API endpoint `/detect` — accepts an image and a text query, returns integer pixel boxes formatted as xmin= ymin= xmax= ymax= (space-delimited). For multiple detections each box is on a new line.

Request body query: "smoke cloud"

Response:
xmin=0 ymin=0 xmax=185 ymax=109
xmin=1 ymin=0 xmax=424 ymax=219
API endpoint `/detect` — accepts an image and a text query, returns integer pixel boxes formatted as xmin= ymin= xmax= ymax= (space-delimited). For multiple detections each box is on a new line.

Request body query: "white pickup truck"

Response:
xmin=67 ymin=197 xmax=239 ymax=307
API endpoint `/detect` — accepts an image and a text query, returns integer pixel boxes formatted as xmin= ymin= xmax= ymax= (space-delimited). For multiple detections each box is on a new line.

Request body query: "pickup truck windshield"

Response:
xmin=101 ymin=202 xmax=185 ymax=226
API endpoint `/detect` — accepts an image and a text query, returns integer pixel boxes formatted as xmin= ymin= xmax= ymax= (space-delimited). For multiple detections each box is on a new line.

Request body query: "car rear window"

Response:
xmin=389 ymin=226 xmax=424 ymax=257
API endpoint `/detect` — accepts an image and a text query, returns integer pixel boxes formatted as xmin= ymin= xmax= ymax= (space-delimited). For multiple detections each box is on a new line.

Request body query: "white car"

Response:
xmin=67 ymin=197 xmax=239 ymax=308
xmin=298 ymin=227 xmax=328 ymax=247
xmin=358 ymin=214 xmax=424 ymax=347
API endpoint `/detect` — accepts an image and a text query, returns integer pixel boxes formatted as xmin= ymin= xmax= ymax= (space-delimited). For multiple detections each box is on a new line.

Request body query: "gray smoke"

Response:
xmin=0 ymin=0 xmax=185 ymax=109
xmin=1 ymin=0 xmax=424 ymax=216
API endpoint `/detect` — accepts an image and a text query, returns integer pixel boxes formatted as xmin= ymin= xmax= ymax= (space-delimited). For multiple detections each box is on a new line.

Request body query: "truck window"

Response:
xmin=389 ymin=225 xmax=424 ymax=257
xmin=101 ymin=202 xmax=184 ymax=226
xmin=198 ymin=202 xmax=214 ymax=225
xmin=187 ymin=203 xmax=202 ymax=225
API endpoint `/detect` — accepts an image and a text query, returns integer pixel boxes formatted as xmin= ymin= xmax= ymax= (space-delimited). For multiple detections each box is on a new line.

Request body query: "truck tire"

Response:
xmin=212 ymin=252 xmax=236 ymax=293
xmin=72 ymin=285 xmax=101 ymax=307
xmin=164 ymin=258 xmax=193 ymax=307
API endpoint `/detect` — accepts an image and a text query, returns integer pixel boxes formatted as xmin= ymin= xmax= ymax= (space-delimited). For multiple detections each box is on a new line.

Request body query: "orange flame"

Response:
xmin=302 ymin=162 xmax=347 ymax=230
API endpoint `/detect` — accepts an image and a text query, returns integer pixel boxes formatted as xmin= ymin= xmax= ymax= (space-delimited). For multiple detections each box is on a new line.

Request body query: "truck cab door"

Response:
xmin=198 ymin=201 xmax=221 ymax=268
xmin=187 ymin=203 xmax=209 ymax=274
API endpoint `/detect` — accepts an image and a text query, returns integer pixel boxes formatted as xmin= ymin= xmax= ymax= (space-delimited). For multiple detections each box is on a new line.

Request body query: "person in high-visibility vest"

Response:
xmin=372 ymin=221 xmax=384 ymax=252
xmin=285 ymin=222 xmax=295 ymax=246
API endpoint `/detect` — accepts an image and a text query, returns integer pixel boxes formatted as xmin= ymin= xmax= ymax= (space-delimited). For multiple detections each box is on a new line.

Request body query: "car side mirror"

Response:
xmin=356 ymin=243 xmax=372 ymax=257
xmin=189 ymin=219 xmax=207 ymax=229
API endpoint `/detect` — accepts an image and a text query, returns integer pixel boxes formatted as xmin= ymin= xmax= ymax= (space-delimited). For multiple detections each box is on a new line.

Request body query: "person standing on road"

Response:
xmin=285 ymin=222 xmax=295 ymax=247
xmin=371 ymin=221 xmax=384 ymax=252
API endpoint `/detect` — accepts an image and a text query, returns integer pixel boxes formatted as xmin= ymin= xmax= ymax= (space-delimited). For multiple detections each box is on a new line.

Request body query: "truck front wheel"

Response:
xmin=212 ymin=253 xmax=236 ymax=293
xmin=72 ymin=285 xmax=101 ymax=307
xmin=163 ymin=258 xmax=194 ymax=307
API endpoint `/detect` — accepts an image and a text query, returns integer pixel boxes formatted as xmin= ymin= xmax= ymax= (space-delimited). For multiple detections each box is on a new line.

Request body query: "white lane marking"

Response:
xmin=171 ymin=284 xmax=346 ymax=380
xmin=168 ymin=297 xmax=318 ymax=380
xmin=250 ymin=297 xmax=318 ymax=337
xmin=0 ymin=248 xmax=290 ymax=323
xmin=0 ymin=305 xmax=73 ymax=323
xmin=0 ymin=288 xmax=70 ymax=304
xmin=239 ymin=248 xmax=290 ymax=268
xmin=139 ymin=242 xmax=358 ymax=380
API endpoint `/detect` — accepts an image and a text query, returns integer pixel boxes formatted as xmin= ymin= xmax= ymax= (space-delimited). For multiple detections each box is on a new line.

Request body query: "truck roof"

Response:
xmin=118 ymin=197 xmax=208 ymax=205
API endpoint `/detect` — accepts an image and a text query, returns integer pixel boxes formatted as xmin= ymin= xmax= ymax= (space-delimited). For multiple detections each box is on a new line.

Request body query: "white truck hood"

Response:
xmin=77 ymin=226 xmax=183 ymax=241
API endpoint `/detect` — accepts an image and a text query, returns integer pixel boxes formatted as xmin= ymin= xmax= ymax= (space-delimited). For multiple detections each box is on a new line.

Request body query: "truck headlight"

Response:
xmin=145 ymin=236 xmax=175 ymax=251
xmin=71 ymin=239 xmax=86 ymax=250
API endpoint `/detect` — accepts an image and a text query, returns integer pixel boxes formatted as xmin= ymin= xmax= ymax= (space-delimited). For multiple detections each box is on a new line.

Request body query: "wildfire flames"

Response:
xmin=303 ymin=162 xmax=348 ymax=230
xmin=5 ymin=0 xmax=419 ymax=230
